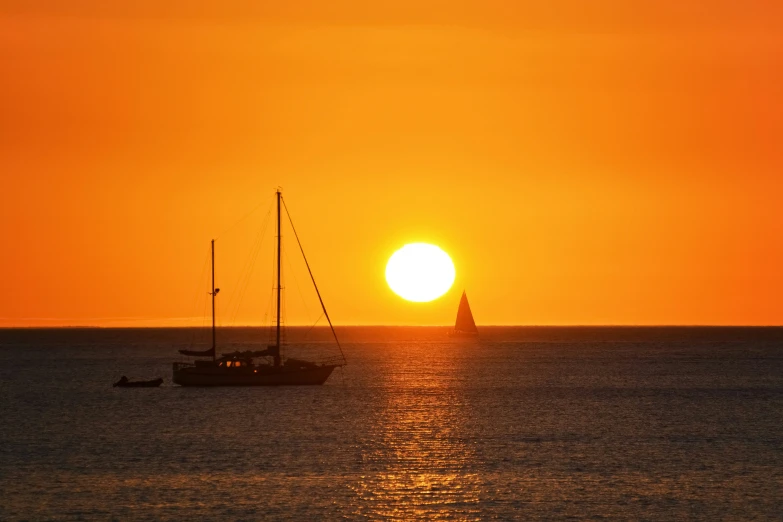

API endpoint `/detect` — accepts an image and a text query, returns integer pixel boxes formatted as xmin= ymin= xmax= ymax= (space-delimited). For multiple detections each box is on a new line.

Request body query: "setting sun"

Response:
xmin=385 ymin=243 xmax=456 ymax=303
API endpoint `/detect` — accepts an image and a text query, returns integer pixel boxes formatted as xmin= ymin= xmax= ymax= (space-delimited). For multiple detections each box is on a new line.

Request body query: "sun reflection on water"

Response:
xmin=349 ymin=348 xmax=482 ymax=520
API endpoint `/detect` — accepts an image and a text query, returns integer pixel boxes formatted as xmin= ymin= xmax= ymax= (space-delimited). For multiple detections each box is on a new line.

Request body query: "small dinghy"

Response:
xmin=113 ymin=376 xmax=163 ymax=388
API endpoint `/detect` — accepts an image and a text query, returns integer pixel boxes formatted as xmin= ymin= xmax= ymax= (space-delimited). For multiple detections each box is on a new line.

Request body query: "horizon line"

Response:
xmin=1 ymin=324 xmax=782 ymax=329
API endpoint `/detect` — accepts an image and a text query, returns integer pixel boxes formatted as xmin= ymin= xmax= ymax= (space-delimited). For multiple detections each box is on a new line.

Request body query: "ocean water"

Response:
xmin=1 ymin=327 xmax=782 ymax=520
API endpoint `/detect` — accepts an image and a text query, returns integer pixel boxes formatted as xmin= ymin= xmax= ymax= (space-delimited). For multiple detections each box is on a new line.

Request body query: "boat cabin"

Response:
xmin=218 ymin=358 xmax=252 ymax=368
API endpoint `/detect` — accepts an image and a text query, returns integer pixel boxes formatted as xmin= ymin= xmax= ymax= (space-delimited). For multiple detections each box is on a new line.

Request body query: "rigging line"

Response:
xmin=226 ymin=233 xmax=258 ymax=324
xmin=280 ymin=196 xmax=346 ymax=365
xmin=302 ymin=311 xmax=325 ymax=341
xmin=199 ymin=275 xmax=209 ymax=332
xmin=189 ymin=247 xmax=211 ymax=348
xmin=264 ymin=289 xmax=273 ymax=344
xmin=229 ymin=225 xmax=266 ymax=326
xmin=214 ymin=193 xmax=274 ymax=242
xmin=282 ymin=244 xmax=314 ymax=324
xmin=279 ymin=244 xmax=287 ymax=343
xmin=225 ymin=207 xmax=272 ymax=325
xmin=267 ymin=224 xmax=278 ymax=344
xmin=223 ymin=207 xmax=270 ymax=320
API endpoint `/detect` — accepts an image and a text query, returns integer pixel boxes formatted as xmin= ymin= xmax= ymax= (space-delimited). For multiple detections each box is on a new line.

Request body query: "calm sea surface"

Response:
xmin=1 ymin=327 xmax=782 ymax=520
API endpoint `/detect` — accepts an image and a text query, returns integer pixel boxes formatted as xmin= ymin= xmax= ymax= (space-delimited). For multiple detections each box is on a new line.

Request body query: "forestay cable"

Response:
xmin=280 ymin=196 xmax=346 ymax=365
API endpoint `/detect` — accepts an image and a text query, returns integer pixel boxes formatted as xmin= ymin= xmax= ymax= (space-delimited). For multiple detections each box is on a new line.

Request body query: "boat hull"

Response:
xmin=172 ymin=364 xmax=338 ymax=386
xmin=114 ymin=378 xmax=164 ymax=388
xmin=448 ymin=330 xmax=479 ymax=339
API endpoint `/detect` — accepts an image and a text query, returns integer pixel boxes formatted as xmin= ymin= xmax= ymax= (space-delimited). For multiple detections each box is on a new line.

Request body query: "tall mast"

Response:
xmin=275 ymin=189 xmax=282 ymax=366
xmin=211 ymin=239 xmax=216 ymax=362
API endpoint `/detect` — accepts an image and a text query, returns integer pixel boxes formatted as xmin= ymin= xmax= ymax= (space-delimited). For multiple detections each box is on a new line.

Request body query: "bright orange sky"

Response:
xmin=1 ymin=2 xmax=782 ymax=326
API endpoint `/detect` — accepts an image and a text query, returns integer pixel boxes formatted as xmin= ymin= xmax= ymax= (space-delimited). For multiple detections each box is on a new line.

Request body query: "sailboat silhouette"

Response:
xmin=450 ymin=290 xmax=479 ymax=338
xmin=172 ymin=189 xmax=345 ymax=386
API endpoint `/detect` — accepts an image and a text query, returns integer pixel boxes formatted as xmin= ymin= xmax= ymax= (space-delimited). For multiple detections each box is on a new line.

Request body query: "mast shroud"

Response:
xmin=274 ymin=190 xmax=282 ymax=367
xmin=211 ymin=239 xmax=216 ymax=361
xmin=281 ymin=196 xmax=346 ymax=366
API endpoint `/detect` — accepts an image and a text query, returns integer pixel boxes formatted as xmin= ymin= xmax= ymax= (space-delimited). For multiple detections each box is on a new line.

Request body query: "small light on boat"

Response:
xmin=254 ymin=370 xmax=257 ymax=373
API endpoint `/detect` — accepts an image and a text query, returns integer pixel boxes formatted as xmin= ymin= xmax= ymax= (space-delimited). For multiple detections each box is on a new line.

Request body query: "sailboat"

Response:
xmin=172 ymin=190 xmax=345 ymax=386
xmin=449 ymin=290 xmax=479 ymax=338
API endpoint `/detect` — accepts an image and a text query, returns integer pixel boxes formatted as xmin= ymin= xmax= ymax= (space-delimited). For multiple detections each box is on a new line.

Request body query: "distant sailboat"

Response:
xmin=450 ymin=291 xmax=479 ymax=338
